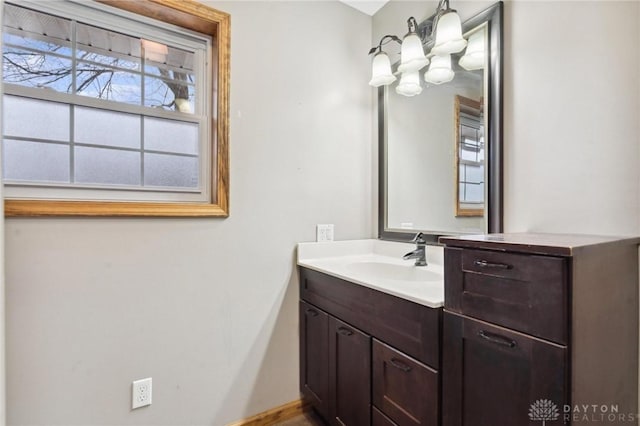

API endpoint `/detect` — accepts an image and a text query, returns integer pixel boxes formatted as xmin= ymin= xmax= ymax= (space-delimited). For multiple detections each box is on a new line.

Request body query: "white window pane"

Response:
xmin=75 ymin=62 xmax=141 ymax=105
xmin=4 ymin=4 xmax=71 ymax=46
xmin=144 ymin=76 xmax=194 ymax=113
xmin=3 ymin=139 xmax=70 ymax=182
xmin=75 ymin=146 xmax=140 ymax=186
xmin=75 ymin=107 xmax=140 ymax=149
xmin=464 ymin=183 xmax=484 ymax=203
xmin=465 ymin=165 xmax=484 ymax=184
xmin=76 ymin=22 xmax=141 ymax=69
xmin=144 ymin=118 xmax=198 ymax=155
xmin=144 ymin=45 xmax=195 ymax=73
xmin=3 ymin=96 xmax=70 ymax=141
xmin=144 ymin=153 xmax=198 ymax=188
xmin=3 ymin=47 xmax=74 ymax=92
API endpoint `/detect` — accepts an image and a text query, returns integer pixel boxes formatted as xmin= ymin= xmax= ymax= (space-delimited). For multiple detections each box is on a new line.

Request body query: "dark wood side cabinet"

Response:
xmin=440 ymin=233 xmax=640 ymax=426
xmin=299 ymin=267 xmax=441 ymax=426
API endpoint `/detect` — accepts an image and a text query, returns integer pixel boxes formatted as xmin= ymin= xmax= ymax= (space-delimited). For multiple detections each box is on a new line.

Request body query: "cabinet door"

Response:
xmin=443 ymin=312 xmax=568 ymax=426
xmin=300 ymin=301 xmax=330 ymax=420
xmin=329 ymin=317 xmax=371 ymax=426
xmin=372 ymin=340 xmax=438 ymax=426
xmin=373 ymin=407 xmax=398 ymax=426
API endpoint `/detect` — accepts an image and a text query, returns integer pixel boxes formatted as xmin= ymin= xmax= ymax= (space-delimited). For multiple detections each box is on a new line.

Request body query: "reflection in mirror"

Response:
xmin=455 ymin=95 xmax=485 ymax=217
xmin=377 ymin=2 xmax=502 ymax=243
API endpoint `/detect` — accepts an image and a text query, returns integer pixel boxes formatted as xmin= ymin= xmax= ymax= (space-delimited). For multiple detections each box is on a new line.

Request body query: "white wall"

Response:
xmin=503 ymin=1 xmax=640 ymax=235
xmin=4 ymin=2 xmax=372 ymax=425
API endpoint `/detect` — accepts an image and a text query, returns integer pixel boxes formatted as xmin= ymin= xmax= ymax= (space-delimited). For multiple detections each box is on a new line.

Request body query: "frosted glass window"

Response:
xmin=3 ymin=139 xmax=70 ymax=183
xmin=75 ymin=146 xmax=140 ymax=186
xmin=144 ymin=153 xmax=198 ymax=188
xmin=3 ymin=96 xmax=70 ymax=141
xmin=75 ymin=107 xmax=140 ymax=149
xmin=144 ymin=118 xmax=198 ymax=154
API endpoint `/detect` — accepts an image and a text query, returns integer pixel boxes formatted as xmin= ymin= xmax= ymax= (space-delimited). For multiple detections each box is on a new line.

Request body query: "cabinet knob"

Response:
xmin=389 ymin=357 xmax=412 ymax=372
xmin=337 ymin=327 xmax=354 ymax=336
xmin=305 ymin=308 xmax=319 ymax=317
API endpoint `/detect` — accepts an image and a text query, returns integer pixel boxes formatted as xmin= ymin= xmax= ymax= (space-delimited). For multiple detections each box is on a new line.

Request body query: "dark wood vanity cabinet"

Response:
xmin=440 ymin=233 xmax=640 ymax=426
xmin=299 ymin=267 xmax=441 ymax=426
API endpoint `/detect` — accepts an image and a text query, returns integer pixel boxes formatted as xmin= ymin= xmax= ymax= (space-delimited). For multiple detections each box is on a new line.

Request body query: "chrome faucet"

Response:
xmin=403 ymin=232 xmax=428 ymax=266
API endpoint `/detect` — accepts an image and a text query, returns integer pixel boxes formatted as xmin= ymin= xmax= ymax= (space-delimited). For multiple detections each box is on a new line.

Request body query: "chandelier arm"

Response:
xmin=368 ymin=34 xmax=402 ymax=55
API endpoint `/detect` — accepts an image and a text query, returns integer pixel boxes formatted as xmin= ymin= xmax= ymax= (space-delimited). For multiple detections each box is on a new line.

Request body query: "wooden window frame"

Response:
xmin=4 ymin=0 xmax=230 ymax=217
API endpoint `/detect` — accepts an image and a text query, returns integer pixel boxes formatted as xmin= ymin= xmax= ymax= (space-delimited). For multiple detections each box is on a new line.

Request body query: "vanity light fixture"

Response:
xmin=397 ymin=17 xmax=429 ymax=73
xmin=396 ymin=70 xmax=423 ymax=97
xmin=424 ymin=54 xmax=455 ymax=85
xmin=459 ymin=30 xmax=485 ymax=71
xmin=369 ymin=0 xmax=477 ymax=96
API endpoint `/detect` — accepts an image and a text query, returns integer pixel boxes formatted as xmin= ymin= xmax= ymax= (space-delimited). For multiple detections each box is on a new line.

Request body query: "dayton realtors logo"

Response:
xmin=529 ymin=399 xmax=560 ymax=425
xmin=529 ymin=400 xmax=638 ymax=423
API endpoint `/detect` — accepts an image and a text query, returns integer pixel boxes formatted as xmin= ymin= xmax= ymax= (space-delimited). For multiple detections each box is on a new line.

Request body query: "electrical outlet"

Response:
xmin=316 ymin=224 xmax=334 ymax=242
xmin=132 ymin=378 xmax=152 ymax=409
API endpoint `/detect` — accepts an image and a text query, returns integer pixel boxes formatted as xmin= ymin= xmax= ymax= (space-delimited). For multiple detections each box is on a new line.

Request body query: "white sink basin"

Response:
xmin=297 ymin=239 xmax=445 ymax=307
xmin=346 ymin=261 xmax=443 ymax=282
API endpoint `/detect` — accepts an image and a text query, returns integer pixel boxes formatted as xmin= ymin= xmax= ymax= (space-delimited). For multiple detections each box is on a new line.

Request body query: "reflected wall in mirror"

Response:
xmin=376 ymin=2 xmax=502 ymax=243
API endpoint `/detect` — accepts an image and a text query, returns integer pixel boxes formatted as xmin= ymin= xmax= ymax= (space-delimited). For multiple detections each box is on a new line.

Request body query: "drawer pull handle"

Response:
xmin=478 ymin=330 xmax=517 ymax=348
xmin=474 ymin=260 xmax=513 ymax=270
xmin=389 ymin=358 xmax=412 ymax=372
xmin=337 ymin=327 xmax=353 ymax=336
xmin=305 ymin=308 xmax=319 ymax=317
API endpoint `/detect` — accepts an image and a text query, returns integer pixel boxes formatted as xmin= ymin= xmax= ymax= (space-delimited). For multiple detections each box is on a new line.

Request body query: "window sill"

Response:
xmin=5 ymin=199 xmax=229 ymax=217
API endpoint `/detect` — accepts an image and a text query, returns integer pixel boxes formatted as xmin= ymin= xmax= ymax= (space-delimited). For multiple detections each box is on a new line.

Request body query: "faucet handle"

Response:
xmin=412 ymin=232 xmax=427 ymax=245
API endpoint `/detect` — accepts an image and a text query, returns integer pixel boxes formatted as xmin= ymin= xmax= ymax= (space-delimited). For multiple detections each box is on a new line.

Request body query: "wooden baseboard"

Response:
xmin=226 ymin=399 xmax=309 ymax=426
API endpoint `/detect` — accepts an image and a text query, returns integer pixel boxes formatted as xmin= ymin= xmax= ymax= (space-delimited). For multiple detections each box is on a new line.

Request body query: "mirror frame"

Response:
xmin=378 ymin=1 xmax=503 ymax=244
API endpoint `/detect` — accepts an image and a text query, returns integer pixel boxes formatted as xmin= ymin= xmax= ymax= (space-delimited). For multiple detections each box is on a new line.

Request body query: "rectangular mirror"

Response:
xmin=377 ymin=2 xmax=503 ymax=243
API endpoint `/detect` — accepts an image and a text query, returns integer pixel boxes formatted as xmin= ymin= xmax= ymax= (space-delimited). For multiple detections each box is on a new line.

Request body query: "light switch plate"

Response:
xmin=316 ymin=224 xmax=334 ymax=242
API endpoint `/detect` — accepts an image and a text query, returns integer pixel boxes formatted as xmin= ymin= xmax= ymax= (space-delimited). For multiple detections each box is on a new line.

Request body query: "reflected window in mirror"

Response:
xmin=455 ymin=95 xmax=485 ymax=217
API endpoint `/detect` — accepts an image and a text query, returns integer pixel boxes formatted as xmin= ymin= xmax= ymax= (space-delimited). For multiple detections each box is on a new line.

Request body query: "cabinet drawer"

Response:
xmin=445 ymin=247 xmax=568 ymax=344
xmin=300 ymin=267 xmax=440 ymax=367
xmin=373 ymin=339 xmax=438 ymax=426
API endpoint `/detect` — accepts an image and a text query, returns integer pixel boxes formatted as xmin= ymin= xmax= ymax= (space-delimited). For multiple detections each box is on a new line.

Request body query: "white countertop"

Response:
xmin=297 ymin=239 xmax=444 ymax=308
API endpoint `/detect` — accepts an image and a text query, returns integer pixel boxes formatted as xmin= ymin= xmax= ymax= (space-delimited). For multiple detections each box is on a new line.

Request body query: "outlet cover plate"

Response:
xmin=316 ymin=224 xmax=334 ymax=242
xmin=132 ymin=377 xmax=152 ymax=409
